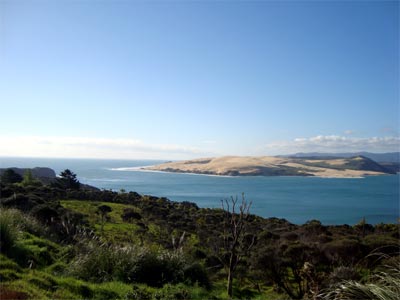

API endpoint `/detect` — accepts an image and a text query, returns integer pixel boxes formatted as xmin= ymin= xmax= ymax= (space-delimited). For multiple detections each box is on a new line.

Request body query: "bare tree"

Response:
xmin=97 ymin=204 xmax=112 ymax=234
xmin=221 ymin=193 xmax=255 ymax=298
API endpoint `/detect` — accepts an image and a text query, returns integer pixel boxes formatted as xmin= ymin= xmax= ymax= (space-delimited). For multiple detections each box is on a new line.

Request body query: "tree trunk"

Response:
xmin=227 ymin=265 xmax=233 ymax=299
xmin=227 ymin=251 xmax=235 ymax=299
xmin=101 ymin=215 xmax=104 ymax=234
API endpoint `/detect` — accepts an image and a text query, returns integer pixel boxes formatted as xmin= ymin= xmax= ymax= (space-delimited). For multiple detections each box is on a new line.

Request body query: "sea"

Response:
xmin=1 ymin=157 xmax=399 ymax=225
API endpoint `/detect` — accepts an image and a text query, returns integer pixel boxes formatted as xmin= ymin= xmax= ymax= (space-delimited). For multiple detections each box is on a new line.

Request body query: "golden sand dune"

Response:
xmin=143 ymin=156 xmax=387 ymax=178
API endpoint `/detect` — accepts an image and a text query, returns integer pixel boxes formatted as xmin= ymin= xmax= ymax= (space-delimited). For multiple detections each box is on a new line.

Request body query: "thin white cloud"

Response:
xmin=0 ymin=136 xmax=206 ymax=159
xmin=261 ymin=135 xmax=400 ymax=155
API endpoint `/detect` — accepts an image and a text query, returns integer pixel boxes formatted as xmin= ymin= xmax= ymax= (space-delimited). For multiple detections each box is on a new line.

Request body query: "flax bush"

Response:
xmin=320 ymin=257 xmax=400 ymax=300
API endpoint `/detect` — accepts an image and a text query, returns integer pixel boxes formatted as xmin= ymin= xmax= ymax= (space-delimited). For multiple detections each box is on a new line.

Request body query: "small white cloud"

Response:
xmin=262 ymin=135 xmax=400 ymax=155
xmin=0 ymin=136 xmax=205 ymax=159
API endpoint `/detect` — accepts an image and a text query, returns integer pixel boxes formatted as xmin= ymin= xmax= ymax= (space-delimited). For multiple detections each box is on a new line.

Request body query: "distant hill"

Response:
xmin=283 ymin=152 xmax=400 ymax=163
xmin=0 ymin=167 xmax=56 ymax=183
xmin=281 ymin=152 xmax=400 ymax=173
xmin=144 ymin=155 xmax=396 ymax=177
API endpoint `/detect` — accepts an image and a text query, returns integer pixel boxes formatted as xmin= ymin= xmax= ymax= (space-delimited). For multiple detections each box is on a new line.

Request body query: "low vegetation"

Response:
xmin=0 ymin=168 xmax=398 ymax=299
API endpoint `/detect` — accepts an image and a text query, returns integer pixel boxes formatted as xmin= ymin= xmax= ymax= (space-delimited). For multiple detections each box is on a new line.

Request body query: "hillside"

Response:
xmin=0 ymin=167 xmax=56 ymax=183
xmin=143 ymin=155 xmax=395 ymax=177
xmin=0 ymin=177 xmax=399 ymax=300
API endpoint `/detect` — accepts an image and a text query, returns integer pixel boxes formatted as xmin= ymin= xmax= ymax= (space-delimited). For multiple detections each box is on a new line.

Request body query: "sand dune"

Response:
xmin=143 ymin=156 xmax=387 ymax=178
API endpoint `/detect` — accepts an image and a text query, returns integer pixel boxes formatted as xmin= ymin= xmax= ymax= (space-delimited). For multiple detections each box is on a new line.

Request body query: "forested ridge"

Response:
xmin=0 ymin=168 xmax=399 ymax=299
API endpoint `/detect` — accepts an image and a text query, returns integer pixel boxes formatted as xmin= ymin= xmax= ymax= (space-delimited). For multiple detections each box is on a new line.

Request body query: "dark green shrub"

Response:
xmin=115 ymin=247 xmax=187 ymax=287
xmin=31 ymin=203 xmax=60 ymax=224
xmin=0 ymin=209 xmax=19 ymax=255
xmin=129 ymin=250 xmax=167 ymax=287
xmin=323 ymin=238 xmax=362 ymax=264
xmin=183 ymin=262 xmax=210 ymax=289
xmin=122 ymin=208 xmax=142 ymax=222
xmin=1 ymin=169 xmax=23 ymax=183
xmin=0 ymin=194 xmax=38 ymax=211
xmin=75 ymin=283 xmax=94 ymax=298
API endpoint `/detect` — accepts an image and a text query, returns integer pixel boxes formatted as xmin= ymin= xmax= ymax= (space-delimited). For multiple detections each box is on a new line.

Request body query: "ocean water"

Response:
xmin=1 ymin=157 xmax=399 ymax=225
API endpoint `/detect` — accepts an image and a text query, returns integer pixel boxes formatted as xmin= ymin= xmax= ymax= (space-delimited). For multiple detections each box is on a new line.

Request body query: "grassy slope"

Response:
xmin=60 ymin=200 xmax=141 ymax=243
xmin=60 ymin=200 xmax=284 ymax=298
xmin=0 ymin=202 xmax=283 ymax=300
xmin=3 ymin=198 xmax=397 ymax=299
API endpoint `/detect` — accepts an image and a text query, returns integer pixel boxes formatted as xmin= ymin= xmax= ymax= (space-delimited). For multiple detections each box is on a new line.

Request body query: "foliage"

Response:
xmin=68 ymin=240 xmax=205 ymax=288
xmin=53 ymin=169 xmax=81 ymax=190
xmin=97 ymin=204 xmax=112 ymax=233
xmin=21 ymin=169 xmax=42 ymax=187
xmin=0 ymin=208 xmax=20 ymax=255
xmin=320 ymin=257 xmax=400 ymax=300
xmin=1 ymin=168 xmax=23 ymax=184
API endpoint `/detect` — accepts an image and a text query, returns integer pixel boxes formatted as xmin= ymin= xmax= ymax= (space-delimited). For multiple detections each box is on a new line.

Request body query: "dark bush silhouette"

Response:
xmin=122 ymin=208 xmax=142 ymax=222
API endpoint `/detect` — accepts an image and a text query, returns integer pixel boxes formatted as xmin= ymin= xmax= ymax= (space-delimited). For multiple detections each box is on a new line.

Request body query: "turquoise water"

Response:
xmin=1 ymin=157 xmax=399 ymax=225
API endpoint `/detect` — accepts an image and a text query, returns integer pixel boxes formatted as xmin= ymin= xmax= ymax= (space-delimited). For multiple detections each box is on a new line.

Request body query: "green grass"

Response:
xmin=61 ymin=200 xmax=141 ymax=242
xmin=0 ymin=266 xmax=134 ymax=300
xmin=0 ymin=206 xmax=291 ymax=299
xmin=0 ymin=254 xmax=22 ymax=272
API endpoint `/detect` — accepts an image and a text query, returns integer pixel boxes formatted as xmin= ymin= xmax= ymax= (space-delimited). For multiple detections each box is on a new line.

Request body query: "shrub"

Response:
xmin=0 ymin=208 xmax=19 ymax=255
xmin=68 ymin=241 xmax=116 ymax=282
xmin=0 ymin=208 xmax=47 ymax=241
xmin=320 ymin=257 xmax=400 ymax=300
xmin=323 ymin=238 xmax=362 ymax=264
xmin=0 ymin=194 xmax=38 ymax=212
xmin=122 ymin=208 xmax=142 ymax=222
xmin=69 ymin=242 xmax=192 ymax=287
xmin=183 ymin=262 xmax=210 ymax=289
xmin=115 ymin=246 xmax=185 ymax=286
xmin=327 ymin=266 xmax=361 ymax=284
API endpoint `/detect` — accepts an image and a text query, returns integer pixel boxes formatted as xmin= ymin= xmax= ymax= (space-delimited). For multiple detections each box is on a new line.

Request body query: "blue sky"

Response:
xmin=0 ymin=0 xmax=398 ymax=159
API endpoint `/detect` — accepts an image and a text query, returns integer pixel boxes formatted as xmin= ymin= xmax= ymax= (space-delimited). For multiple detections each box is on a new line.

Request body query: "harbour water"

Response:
xmin=1 ymin=157 xmax=399 ymax=225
